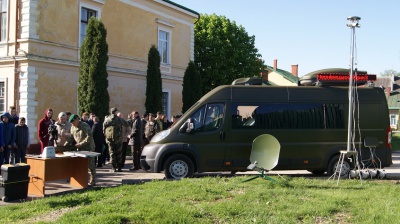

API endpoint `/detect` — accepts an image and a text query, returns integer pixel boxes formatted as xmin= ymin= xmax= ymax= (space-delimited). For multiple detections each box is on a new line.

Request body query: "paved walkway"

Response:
xmin=1 ymin=152 xmax=399 ymax=205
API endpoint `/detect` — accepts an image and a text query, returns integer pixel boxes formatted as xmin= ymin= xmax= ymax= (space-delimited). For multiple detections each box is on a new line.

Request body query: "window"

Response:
xmin=80 ymin=7 xmax=98 ymax=46
xmin=390 ymin=114 xmax=397 ymax=127
xmin=158 ymin=29 xmax=170 ymax=64
xmin=0 ymin=0 xmax=7 ymax=42
xmin=232 ymin=103 xmax=344 ymax=129
xmin=0 ymin=82 xmax=4 ymax=112
xmin=189 ymin=103 xmax=224 ymax=132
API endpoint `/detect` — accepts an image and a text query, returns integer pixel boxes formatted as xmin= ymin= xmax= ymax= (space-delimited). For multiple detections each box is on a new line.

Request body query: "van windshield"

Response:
xmin=190 ymin=103 xmax=224 ymax=132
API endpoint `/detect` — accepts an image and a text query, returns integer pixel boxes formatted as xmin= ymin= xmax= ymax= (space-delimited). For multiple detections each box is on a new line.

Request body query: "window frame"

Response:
xmin=0 ymin=79 xmax=6 ymax=113
xmin=189 ymin=103 xmax=225 ymax=132
xmin=78 ymin=3 xmax=101 ymax=47
xmin=158 ymin=27 xmax=172 ymax=65
xmin=390 ymin=114 xmax=397 ymax=127
xmin=0 ymin=0 xmax=8 ymax=42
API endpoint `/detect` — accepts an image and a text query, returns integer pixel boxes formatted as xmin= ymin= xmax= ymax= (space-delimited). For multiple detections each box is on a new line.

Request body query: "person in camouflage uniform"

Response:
xmin=64 ymin=114 xmax=96 ymax=186
xmin=145 ymin=113 xmax=159 ymax=142
xmin=103 ymin=107 xmax=129 ymax=172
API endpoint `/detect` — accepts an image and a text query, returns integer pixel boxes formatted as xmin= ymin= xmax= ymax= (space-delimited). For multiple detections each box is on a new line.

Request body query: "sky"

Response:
xmin=172 ymin=0 xmax=400 ymax=77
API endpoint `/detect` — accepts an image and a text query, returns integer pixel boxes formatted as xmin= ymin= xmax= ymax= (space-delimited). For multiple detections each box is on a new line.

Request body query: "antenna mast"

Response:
xmin=346 ymin=16 xmax=361 ymax=152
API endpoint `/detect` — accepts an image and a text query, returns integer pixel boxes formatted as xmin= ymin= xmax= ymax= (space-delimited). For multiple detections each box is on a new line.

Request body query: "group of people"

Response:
xmin=35 ymin=106 xmax=181 ymax=186
xmin=103 ymin=108 xmax=181 ymax=172
xmin=0 ymin=106 xmax=29 ymax=169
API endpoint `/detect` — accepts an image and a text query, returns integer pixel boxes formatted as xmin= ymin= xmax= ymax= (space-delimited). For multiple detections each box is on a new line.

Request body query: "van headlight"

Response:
xmin=151 ymin=129 xmax=170 ymax=143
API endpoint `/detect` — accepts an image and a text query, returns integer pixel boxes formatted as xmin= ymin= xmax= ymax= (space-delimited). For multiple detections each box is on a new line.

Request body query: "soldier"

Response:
xmin=64 ymin=114 xmax=96 ymax=186
xmin=103 ymin=107 xmax=130 ymax=172
xmin=154 ymin=111 xmax=164 ymax=132
xmin=145 ymin=113 xmax=159 ymax=142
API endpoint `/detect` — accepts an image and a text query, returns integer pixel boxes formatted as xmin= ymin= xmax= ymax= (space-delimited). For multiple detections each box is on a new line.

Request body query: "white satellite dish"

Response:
xmin=250 ymin=134 xmax=280 ymax=170
xmin=244 ymin=134 xmax=281 ymax=183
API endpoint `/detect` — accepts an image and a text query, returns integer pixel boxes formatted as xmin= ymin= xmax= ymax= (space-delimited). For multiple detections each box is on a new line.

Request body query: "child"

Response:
xmin=15 ymin=117 xmax=29 ymax=163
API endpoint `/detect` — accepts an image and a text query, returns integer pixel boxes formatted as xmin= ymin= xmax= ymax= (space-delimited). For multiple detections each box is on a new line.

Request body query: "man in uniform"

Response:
xmin=103 ymin=107 xmax=129 ymax=172
xmin=145 ymin=113 xmax=159 ymax=142
xmin=154 ymin=111 xmax=164 ymax=132
xmin=64 ymin=114 xmax=96 ymax=186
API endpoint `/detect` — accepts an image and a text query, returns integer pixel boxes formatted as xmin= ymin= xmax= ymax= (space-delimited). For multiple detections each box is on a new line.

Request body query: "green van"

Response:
xmin=140 ymin=85 xmax=392 ymax=179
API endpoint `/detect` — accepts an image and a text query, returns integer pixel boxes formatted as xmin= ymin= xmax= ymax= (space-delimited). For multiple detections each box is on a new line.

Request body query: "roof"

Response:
xmin=376 ymin=76 xmax=400 ymax=109
xmin=387 ymin=93 xmax=400 ymax=109
xmin=162 ymin=0 xmax=200 ymax=16
xmin=265 ymin=65 xmax=299 ymax=84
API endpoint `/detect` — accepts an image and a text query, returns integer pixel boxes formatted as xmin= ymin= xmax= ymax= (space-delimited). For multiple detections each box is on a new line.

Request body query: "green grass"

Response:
xmin=392 ymin=132 xmax=400 ymax=151
xmin=1 ymin=177 xmax=400 ymax=223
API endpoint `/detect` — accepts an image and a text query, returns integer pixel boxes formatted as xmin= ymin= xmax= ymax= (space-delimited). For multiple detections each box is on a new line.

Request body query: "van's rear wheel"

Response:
xmin=164 ymin=154 xmax=194 ymax=180
xmin=327 ymin=155 xmax=351 ymax=176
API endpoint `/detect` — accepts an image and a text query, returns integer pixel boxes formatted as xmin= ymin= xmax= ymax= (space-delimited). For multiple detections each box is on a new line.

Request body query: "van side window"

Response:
xmin=232 ymin=103 xmax=344 ymax=129
xmin=190 ymin=103 xmax=224 ymax=132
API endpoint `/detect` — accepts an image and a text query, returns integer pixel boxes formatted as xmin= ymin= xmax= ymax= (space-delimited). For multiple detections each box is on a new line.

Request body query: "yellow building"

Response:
xmin=0 ymin=0 xmax=198 ymax=151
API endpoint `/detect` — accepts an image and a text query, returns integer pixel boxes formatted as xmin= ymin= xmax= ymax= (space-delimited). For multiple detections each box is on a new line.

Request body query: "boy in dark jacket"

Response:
xmin=15 ymin=117 xmax=30 ymax=163
xmin=8 ymin=106 xmax=19 ymax=125
xmin=1 ymin=112 xmax=16 ymax=164
xmin=0 ymin=122 xmax=4 ymax=167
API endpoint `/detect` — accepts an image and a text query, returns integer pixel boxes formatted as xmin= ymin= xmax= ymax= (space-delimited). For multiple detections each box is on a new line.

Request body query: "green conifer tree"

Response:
xmin=78 ymin=17 xmax=110 ymax=121
xmin=145 ymin=45 xmax=163 ymax=114
xmin=182 ymin=61 xmax=202 ymax=113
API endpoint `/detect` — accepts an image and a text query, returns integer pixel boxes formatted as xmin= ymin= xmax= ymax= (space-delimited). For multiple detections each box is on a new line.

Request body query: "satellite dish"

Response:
xmin=250 ymin=134 xmax=280 ymax=170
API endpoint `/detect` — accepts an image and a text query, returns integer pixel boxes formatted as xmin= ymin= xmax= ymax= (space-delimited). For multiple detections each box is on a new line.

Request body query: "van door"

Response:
xmin=184 ymin=103 xmax=227 ymax=172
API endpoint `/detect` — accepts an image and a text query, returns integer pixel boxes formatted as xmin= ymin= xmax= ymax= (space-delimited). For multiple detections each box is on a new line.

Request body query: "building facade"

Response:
xmin=0 ymin=0 xmax=198 ymax=150
xmin=375 ymin=75 xmax=400 ymax=130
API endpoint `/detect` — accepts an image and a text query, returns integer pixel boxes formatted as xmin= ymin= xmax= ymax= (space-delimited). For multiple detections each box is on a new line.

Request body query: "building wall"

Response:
xmin=0 ymin=0 xmax=197 ymax=147
xmin=268 ymin=71 xmax=298 ymax=86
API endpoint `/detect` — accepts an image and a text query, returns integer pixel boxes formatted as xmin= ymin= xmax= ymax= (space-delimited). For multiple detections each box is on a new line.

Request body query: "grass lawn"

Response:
xmin=1 ymin=176 xmax=399 ymax=223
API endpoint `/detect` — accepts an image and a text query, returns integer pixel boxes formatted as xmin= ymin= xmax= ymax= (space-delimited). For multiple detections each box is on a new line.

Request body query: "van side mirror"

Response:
xmin=179 ymin=118 xmax=194 ymax=133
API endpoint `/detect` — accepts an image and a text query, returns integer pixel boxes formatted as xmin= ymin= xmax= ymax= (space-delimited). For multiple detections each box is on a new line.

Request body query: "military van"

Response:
xmin=140 ymin=85 xmax=392 ymax=179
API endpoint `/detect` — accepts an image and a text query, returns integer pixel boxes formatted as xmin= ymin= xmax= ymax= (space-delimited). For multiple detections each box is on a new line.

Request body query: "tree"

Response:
xmin=78 ymin=17 xmax=110 ymax=121
xmin=182 ymin=61 xmax=202 ymax=113
xmin=194 ymin=14 xmax=264 ymax=94
xmin=380 ymin=69 xmax=400 ymax=77
xmin=145 ymin=45 xmax=163 ymax=114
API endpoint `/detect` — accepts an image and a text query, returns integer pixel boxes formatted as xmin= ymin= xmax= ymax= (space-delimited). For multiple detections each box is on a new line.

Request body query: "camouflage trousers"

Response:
xmin=88 ymin=157 xmax=96 ymax=184
xmin=108 ymin=141 xmax=123 ymax=169
xmin=77 ymin=150 xmax=96 ymax=185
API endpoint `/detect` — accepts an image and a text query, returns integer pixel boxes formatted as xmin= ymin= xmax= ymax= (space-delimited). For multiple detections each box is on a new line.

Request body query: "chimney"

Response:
xmin=291 ymin=64 xmax=298 ymax=76
xmin=273 ymin=59 xmax=277 ymax=70
xmin=261 ymin=70 xmax=269 ymax=82
xmin=386 ymin=86 xmax=391 ymax=97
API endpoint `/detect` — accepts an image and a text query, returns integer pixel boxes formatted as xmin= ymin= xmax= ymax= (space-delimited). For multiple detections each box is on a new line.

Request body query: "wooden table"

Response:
xmin=26 ymin=156 xmax=89 ymax=197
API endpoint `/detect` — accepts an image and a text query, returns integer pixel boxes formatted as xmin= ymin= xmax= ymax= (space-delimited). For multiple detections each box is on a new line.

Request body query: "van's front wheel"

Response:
xmin=164 ymin=154 xmax=194 ymax=180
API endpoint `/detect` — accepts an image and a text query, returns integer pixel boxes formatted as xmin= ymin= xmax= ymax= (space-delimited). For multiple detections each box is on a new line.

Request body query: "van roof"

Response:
xmin=200 ymin=85 xmax=387 ymax=103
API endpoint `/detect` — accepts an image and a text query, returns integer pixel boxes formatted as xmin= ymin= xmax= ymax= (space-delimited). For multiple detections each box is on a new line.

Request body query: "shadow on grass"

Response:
xmin=47 ymin=196 xmax=92 ymax=208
